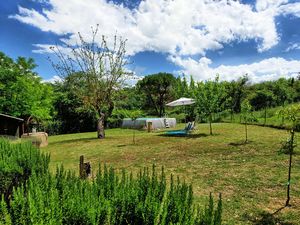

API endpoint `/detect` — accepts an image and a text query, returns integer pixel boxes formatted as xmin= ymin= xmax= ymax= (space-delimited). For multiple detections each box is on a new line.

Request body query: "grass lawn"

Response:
xmin=42 ymin=123 xmax=300 ymax=225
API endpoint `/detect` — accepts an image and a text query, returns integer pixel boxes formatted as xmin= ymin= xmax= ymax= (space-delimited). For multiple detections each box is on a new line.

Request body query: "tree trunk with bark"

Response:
xmin=97 ymin=112 xmax=105 ymax=139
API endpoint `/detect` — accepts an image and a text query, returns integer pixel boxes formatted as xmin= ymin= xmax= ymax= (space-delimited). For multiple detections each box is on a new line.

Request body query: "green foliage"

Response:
xmin=49 ymin=80 xmax=98 ymax=134
xmin=224 ymin=76 xmax=248 ymax=114
xmin=107 ymin=109 xmax=145 ymax=128
xmin=2 ymin=165 xmax=222 ymax=225
xmin=137 ymin=73 xmax=176 ymax=117
xmin=195 ymin=76 xmax=225 ymax=134
xmin=241 ymin=99 xmax=253 ymax=123
xmin=0 ymin=139 xmax=50 ymax=200
xmin=249 ymin=89 xmax=274 ymax=111
xmin=0 ymin=52 xmax=53 ymax=121
xmin=279 ymin=137 xmax=296 ymax=154
xmin=277 ymin=104 xmax=300 ymax=129
xmin=277 ymin=104 xmax=300 ymax=206
xmin=0 ymin=137 xmax=222 ymax=224
xmin=0 ymin=196 xmax=12 ymax=225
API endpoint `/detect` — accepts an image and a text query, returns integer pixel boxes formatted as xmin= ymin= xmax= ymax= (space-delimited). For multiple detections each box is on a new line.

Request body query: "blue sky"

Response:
xmin=1 ymin=0 xmax=300 ymax=83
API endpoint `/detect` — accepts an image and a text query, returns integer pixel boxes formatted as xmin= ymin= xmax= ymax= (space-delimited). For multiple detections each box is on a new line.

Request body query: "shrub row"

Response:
xmin=0 ymin=139 xmax=50 ymax=201
xmin=0 ymin=139 xmax=222 ymax=225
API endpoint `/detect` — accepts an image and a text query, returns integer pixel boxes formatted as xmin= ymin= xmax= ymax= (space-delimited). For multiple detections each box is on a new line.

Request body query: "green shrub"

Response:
xmin=0 ymin=139 xmax=50 ymax=201
xmin=3 ymin=165 xmax=222 ymax=225
xmin=43 ymin=120 xmax=62 ymax=135
xmin=0 ymin=139 xmax=222 ymax=224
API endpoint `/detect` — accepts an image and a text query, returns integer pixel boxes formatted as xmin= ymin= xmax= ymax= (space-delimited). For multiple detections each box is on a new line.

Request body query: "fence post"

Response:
xmin=147 ymin=122 xmax=152 ymax=132
xmin=79 ymin=155 xmax=84 ymax=178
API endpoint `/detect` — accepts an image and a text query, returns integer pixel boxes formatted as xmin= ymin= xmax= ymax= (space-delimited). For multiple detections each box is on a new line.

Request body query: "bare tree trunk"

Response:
xmin=97 ymin=112 xmax=105 ymax=139
xmin=285 ymin=129 xmax=294 ymax=207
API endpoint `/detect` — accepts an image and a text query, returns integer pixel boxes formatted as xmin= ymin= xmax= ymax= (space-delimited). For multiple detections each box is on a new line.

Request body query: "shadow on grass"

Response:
xmin=228 ymin=140 xmax=253 ymax=146
xmin=187 ymin=133 xmax=209 ymax=139
xmin=116 ymin=144 xmax=127 ymax=147
xmin=157 ymin=133 xmax=208 ymax=138
xmin=244 ymin=208 xmax=294 ymax=225
xmin=51 ymin=137 xmax=99 ymax=145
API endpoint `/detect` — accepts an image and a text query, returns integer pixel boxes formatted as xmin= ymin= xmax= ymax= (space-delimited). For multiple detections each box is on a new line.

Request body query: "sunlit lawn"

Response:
xmin=42 ymin=123 xmax=300 ymax=225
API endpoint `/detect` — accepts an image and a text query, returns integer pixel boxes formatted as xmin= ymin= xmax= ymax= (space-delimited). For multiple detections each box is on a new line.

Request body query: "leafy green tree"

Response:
xmin=278 ymin=104 xmax=300 ymax=207
xmin=249 ymin=89 xmax=274 ymax=125
xmin=224 ymin=76 xmax=248 ymax=120
xmin=50 ymin=79 xmax=98 ymax=134
xmin=114 ymin=87 xmax=144 ymax=110
xmin=174 ymin=76 xmax=189 ymax=99
xmin=272 ymin=78 xmax=293 ymax=106
xmin=195 ymin=76 xmax=225 ymax=135
xmin=0 ymin=52 xmax=53 ymax=125
xmin=137 ymin=73 xmax=176 ymax=117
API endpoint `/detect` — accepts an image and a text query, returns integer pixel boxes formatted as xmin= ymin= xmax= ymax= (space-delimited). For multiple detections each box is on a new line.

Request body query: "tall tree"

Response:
xmin=137 ymin=73 xmax=176 ymax=117
xmin=49 ymin=25 xmax=131 ymax=138
xmin=224 ymin=76 xmax=248 ymax=121
xmin=249 ymin=89 xmax=274 ymax=125
xmin=0 ymin=52 xmax=53 ymax=124
xmin=195 ymin=76 xmax=225 ymax=135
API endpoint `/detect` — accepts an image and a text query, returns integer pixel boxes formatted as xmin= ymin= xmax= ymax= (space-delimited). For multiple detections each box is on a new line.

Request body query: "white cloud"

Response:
xmin=10 ymin=0 xmax=286 ymax=55
xmin=169 ymin=56 xmax=300 ymax=83
xmin=43 ymin=75 xmax=62 ymax=83
xmin=9 ymin=0 xmax=300 ymax=82
xmin=278 ymin=2 xmax=300 ymax=17
xmin=256 ymin=0 xmax=289 ymax=12
xmin=285 ymin=43 xmax=300 ymax=52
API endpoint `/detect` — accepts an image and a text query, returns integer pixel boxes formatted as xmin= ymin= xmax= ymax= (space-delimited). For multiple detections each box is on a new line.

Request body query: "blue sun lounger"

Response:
xmin=165 ymin=122 xmax=193 ymax=136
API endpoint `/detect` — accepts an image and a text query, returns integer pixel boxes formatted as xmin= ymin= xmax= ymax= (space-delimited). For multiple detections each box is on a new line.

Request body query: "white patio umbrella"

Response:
xmin=166 ymin=97 xmax=196 ymax=123
xmin=166 ymin=97 xmax=195 ymax=107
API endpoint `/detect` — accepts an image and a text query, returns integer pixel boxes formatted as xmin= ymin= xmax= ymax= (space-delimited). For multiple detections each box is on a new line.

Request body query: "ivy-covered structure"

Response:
xmin=0 ymin=113 xmax=24 ymax=138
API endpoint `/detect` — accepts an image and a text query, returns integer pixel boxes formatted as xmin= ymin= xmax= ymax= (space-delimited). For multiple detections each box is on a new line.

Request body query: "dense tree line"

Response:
xmin=2 ymin=50 xmax=300 ymax=135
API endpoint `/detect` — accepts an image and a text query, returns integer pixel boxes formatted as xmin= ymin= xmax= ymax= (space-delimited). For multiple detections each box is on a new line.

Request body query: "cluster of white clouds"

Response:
xmin=10 ymin=0 xmax=300 ymax=82
xmin=169 ymin=56 xmax=300 ymax=83
xmin=285 ymin=42 xmax=300 ymax=52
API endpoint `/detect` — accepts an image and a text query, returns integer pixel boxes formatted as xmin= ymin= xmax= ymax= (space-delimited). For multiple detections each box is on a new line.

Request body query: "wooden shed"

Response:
xmin=0 ymin=113 xmax=24 ymax=138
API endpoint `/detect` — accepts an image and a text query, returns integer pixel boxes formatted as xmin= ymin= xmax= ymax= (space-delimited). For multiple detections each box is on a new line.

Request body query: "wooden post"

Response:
xmin=147 ymin=122 xmax=152 ymax=133
xmin=79 ymin=155 xmax=84 ymax=179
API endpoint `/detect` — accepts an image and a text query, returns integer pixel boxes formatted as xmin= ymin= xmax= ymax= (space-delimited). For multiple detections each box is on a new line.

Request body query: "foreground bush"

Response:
xmin=0 ymin=139 xmax=50 ymax=200
xmin=1 ymin=165 xmax=222 ymax=225
xmin=0 ymin=139 xmax=222 ymax=224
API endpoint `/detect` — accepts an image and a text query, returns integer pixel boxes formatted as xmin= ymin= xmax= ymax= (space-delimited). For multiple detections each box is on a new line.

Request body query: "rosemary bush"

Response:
xmin=0 ymin=139 xmax=222 ymax=224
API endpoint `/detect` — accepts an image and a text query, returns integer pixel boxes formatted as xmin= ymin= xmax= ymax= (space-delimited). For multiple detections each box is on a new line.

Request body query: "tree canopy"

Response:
xmin=137 ymin=72 xmax=176 ymax=117
xmin=0 ymin=51 xmax=53 ymax=122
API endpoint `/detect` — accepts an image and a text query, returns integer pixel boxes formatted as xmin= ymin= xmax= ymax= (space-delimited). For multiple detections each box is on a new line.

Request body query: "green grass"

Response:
xmin=42 ymin=123 xmax=300 ymax=225
xmin=222 ymin=104 xmax=298 ymax=129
